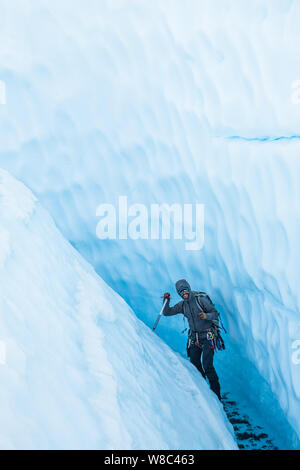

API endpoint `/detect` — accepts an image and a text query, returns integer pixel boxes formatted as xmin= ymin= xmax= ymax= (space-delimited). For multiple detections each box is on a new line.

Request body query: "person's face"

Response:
xmin=180 ymin=289 xmax=189 ymax=300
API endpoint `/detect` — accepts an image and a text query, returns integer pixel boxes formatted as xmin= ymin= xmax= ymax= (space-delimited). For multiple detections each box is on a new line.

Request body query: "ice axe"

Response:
xmin=152 ymin=298 xmax=168 ymax=332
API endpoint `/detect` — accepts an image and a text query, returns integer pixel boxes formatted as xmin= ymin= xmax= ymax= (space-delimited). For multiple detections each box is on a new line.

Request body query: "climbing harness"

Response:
xmin=186 ymin=330 xmax=202 ymax=356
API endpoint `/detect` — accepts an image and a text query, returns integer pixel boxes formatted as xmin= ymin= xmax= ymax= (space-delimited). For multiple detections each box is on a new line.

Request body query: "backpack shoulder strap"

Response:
xmin=193 ymin=291 xmax=227 ymax=334
xmin=192 ymin=291 xmax=213 ymax=310
xmin=198 ymin=292 xmax=213 ymax=303
xmin=194 ymin=292 xmax=220 ymax=324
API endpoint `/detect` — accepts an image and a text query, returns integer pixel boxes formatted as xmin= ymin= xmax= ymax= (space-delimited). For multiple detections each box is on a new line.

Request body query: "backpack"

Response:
xmin=192 ymin=291 xmax=226 ymax=351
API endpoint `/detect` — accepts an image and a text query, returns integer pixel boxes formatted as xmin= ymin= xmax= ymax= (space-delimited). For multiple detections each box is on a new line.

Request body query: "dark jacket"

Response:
xmin=163 ymin=279 xmax=219 ymax=332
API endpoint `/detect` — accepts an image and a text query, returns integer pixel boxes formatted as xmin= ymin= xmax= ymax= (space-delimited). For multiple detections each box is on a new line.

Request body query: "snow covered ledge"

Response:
xmin=0 ymin=169 xmax=237 ymax=450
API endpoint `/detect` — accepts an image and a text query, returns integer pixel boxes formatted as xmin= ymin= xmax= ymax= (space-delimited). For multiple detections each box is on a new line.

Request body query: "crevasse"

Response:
xmin=0 ymin=0 xmax=299 ymax=448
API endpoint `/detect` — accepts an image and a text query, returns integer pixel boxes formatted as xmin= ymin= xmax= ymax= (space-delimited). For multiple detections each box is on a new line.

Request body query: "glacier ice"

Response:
xmin=0 ymin=168 xmax=237 ymax=449
xmin=0 ymin=0 xmax=300 ymax=447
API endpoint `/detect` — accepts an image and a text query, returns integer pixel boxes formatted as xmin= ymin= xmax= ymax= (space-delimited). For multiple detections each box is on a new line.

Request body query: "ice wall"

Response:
xmin=0 ymin=168 xmax=237 ymax=449
xmin=0 ymin=0 xmax=299 ymax=442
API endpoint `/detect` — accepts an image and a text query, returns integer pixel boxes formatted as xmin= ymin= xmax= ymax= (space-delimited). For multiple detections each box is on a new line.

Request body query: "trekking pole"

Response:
xmin=152 ymin=299 xmax=168 ymax=332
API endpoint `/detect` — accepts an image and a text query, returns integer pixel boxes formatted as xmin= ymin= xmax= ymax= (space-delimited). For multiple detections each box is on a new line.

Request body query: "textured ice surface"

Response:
xmin=0 ymin=169 xmax=237 ymax=450
xmin=0 ymin=0 xmax=300 ymax=444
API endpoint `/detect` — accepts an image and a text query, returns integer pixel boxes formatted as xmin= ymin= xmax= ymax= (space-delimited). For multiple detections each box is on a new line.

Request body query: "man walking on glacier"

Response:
xmin=163 ymin=279 xmax=222 ymax=400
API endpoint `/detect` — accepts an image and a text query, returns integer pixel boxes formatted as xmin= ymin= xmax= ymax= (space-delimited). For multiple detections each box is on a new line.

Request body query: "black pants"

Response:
xmin=188 ymin=338 xmax=221 ymax=400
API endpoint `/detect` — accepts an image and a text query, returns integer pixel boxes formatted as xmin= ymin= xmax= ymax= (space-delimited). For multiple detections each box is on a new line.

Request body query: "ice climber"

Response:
xmin=163 ymin=279 xmax=222 ymax=400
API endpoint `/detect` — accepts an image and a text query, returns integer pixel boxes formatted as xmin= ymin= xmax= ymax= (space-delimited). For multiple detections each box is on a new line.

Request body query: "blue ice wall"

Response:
xmin=0 ymin=0 xmax=299 ymax=444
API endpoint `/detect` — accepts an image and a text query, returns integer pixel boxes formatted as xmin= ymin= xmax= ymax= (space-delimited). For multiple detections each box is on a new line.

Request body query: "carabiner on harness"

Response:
xmin=206 ymin=330 xmax=215 ymax=350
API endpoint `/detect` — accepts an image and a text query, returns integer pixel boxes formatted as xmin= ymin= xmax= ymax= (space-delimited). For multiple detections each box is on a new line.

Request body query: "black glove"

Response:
xmin=163 ymin=292 xmax=170 ymax=301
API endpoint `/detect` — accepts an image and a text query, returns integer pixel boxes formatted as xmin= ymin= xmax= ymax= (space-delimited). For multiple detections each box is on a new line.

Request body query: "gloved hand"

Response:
xmin=163 ymin=292 xmax=170 ymax=301
xmin=198 ymin=311 xmax=207 ymax=320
